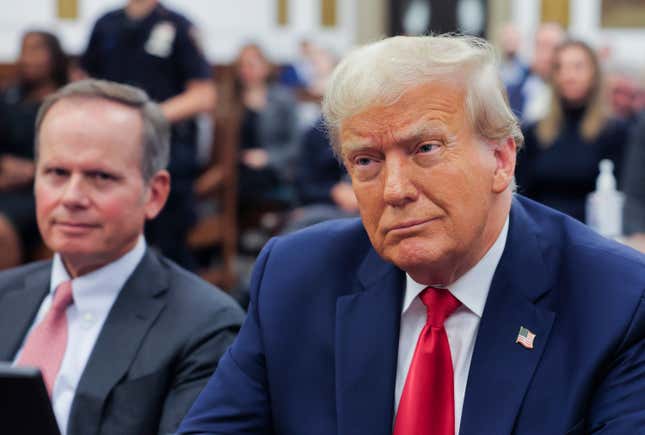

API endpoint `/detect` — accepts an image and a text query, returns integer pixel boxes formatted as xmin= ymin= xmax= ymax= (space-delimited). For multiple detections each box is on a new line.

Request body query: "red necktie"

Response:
xmin=394 ymin=287 xmax=461 ymax=435
xmin=17 ymin=280 xmax=74 ymax=396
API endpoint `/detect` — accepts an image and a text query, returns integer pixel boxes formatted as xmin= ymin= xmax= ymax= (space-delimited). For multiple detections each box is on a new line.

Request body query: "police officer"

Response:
xmin=80 ymin=0 xmax=216 ymax=268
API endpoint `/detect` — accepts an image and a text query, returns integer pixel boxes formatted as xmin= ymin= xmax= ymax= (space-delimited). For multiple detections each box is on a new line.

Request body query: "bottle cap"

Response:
xmin=596 ymin=159 xmax=616 ymax=191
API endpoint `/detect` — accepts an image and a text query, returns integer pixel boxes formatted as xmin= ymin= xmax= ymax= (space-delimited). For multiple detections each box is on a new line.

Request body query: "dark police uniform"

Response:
xmin=81 ymin=3 xmax=212 ymax=268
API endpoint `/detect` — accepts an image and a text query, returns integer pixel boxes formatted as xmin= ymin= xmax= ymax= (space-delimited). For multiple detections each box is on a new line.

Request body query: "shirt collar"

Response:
xmin=402 ymin=216 xmax=509 ymax=318
xmin=50 ymin=236 xmax=147 ymax=314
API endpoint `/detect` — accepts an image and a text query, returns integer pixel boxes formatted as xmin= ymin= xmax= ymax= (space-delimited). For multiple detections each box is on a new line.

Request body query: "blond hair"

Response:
xmin=537 ymin=40 xmax=609 ymax=146
xmin=322 ymin=34 xmax=523 ymax=155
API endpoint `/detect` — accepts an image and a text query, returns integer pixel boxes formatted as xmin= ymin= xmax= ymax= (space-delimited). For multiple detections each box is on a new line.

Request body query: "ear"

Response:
xmin=143 ymin=170 xmax=171 ymax=220
xmin=492 ymin=137 xmax=517 ymax=194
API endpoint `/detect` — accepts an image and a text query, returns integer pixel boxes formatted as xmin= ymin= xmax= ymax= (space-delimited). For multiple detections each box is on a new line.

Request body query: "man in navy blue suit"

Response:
xmin=179 ymin=35 xmax=645 ymax=434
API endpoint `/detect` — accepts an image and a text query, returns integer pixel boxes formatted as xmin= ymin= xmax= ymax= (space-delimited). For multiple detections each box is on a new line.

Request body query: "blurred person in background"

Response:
xmin=0 ymin=30 xmax=68 ymax=269
xmin=198 ymin=43 xmax=298 ymax=237
xmin=517 ymin=40 xmax=629 ymax=222
xmin=499 ymin=23 xmax=530 ymax=119
xmin=279 ymin=39 xmax=315 ymax=89
xmin=280 ymin=39 xmax=336 ymax=97
xmin=80 ymin=0 xmax=216 ymax=269
xmin=633 ymin=73 xmax=645 ymax=113
xmin=606 ymin=67 xmax=641 ymax=126
xmin=302 ymin=44 xmax=337 ymax=99
xmin=521 ymin=22 xmax=565 ymax=124
xmin=284 ymin=117 xmax=358 ymax=233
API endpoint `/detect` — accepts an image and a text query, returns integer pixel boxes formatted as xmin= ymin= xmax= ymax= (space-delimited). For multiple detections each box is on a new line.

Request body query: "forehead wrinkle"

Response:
xmin=341 ymin=115 xmax=460 ymax=157
xmin=340 ymin=82 xmax=466 ymax=154
xmin=399 ymin=119 xmax=452 ymax=140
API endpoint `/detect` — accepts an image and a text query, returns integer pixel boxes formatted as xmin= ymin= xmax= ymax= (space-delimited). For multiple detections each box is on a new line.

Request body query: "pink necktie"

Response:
xmin=394 ymin=287 xmax=461 ymax=435
xmin=17 ymin=280 xmax=74 ymax=395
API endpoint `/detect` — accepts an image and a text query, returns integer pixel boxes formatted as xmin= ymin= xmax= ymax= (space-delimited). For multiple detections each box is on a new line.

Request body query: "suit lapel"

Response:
xmin=0 ymin=264 xmax=51 ymax=361
xmin=336 ymin=248 xmax=404 ymax=435
xmin=67 ymin=250 xmax=168 ymax=435
xmin=459 ymin=198 xmax=557 ymax=435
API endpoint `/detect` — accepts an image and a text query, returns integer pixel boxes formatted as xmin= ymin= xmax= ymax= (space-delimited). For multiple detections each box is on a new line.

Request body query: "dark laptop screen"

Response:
xmin=0 ymin=364 xmax=61 ymax=435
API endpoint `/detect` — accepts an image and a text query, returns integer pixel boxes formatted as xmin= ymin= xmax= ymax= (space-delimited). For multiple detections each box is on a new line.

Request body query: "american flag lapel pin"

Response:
xmin=516 ymin=326 xmax=536 ymax=350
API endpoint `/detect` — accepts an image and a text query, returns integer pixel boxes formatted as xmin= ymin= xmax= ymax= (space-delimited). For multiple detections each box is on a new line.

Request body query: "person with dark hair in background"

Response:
xmin=0 ymin=79 xmax=243 ymax=435
xmin=197 ymin=43 xmax=298 ymax=234
xmin=233 ymin=43 xmax=298 ymax=213
xmin=0 ymin=30 xmax=68 ymax=269
xmin=517 ymin=40 xmax=629 ymax=222
xmin=80 ymin=0 xmax=216 ymax=269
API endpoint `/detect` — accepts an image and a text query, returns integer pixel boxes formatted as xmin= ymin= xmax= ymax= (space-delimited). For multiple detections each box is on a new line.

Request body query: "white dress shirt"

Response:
xmin=14 ymin=236 xmax=146 ymax=435
xmin=394 ymin=218 xmax=509 ymax=435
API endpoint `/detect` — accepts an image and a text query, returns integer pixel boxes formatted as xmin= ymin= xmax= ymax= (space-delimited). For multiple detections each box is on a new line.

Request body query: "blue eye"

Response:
xmin=355 ymin=157 xmax=373 ymax=166
xmin=417 ymin=143 xmax=437 ymax=153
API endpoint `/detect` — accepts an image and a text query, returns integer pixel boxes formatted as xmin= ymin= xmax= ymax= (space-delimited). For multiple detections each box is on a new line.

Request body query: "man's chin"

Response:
xmin=383 ymin=239 xmax=453 ymax=281
xmin=50 ymin=242 xmax=103 ymax=263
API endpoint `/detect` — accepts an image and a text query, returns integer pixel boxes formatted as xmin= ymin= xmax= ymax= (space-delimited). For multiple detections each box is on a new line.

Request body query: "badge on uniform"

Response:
xmin=145 ymin=21 xmax=176 ymax=58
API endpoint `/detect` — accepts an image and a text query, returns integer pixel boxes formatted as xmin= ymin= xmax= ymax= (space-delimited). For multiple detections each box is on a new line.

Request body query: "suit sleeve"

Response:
xmin=586 ymin=293 xmax=645 ymax=433
xmin=177 ymin=238 xmax=278 ymax=434
xmin=157 ymin=302 xmax=244 ymax=434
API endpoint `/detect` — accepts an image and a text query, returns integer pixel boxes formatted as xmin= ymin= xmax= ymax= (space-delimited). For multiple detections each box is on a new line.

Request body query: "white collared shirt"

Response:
xmin=394 ymin=218 xmax=509 ymax=435
xmin=14 ymin=236 xmax=146 ymax=435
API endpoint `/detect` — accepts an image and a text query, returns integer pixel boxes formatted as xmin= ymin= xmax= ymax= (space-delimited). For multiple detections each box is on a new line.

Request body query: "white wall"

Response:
xmin=511 ymin=0 xmax=645 ymax=67
xmin=568 ymin=0 xmax=645 ymax=68
xmin=0 ymin=0 xmax=357 ymax=63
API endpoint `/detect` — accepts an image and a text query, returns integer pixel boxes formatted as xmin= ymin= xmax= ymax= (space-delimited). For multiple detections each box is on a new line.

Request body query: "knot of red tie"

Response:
xmin=394 ymin=286 xmax=461 ymax=435
xmin=420 ymin=287 xmax=461 ymax=327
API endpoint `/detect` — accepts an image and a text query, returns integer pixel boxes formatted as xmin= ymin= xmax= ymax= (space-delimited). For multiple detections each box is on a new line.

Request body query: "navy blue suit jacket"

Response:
xmin=180 ymin=195 xmax=645 ymax=434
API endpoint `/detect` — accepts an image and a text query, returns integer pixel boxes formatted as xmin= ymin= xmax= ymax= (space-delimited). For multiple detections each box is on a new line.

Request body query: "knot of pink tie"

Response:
xmin=51 ymin=280 xmax=74 ymax=313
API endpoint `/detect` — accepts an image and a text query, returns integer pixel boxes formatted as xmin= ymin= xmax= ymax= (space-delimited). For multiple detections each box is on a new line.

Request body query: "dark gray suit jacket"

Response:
xmin=0 ymin=249 xmax=245 ymax=435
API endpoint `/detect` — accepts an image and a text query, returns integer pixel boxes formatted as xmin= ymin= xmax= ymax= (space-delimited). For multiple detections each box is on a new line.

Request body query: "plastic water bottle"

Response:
xmin=585 ymin=159 xmax=624 ymax=238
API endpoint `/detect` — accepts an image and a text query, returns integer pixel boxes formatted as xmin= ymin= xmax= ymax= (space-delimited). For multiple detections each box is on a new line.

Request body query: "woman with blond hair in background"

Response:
xmin=517 ymin=40 xmax=629 ymax=222
xmin=0 ymin=31 xmax=68 ymax=268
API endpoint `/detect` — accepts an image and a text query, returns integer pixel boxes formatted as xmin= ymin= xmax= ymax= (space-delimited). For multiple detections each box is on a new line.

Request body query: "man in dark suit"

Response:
xmin=179 ymin=35 xmax=645 ymax=434
xmin=0 ymin=79 xmax=244 ymax=435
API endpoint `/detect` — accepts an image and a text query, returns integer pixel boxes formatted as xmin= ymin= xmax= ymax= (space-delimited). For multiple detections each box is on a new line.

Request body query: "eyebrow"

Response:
xmin=403 ymin=123 xmax=451 ymax=141
xmin=341 ymin=120 xmax=454 ymax=154
xmin=41 ymin=161 xmax=124 ymax=176
xmin=341 ymin=137 xmax=375 ymax=154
